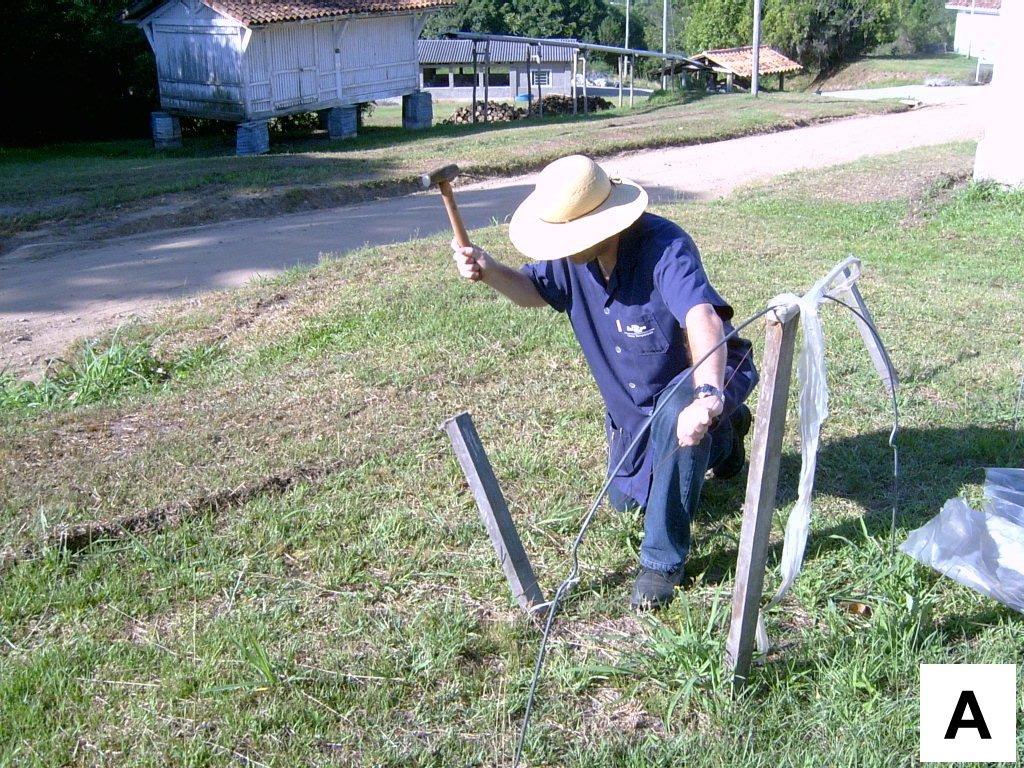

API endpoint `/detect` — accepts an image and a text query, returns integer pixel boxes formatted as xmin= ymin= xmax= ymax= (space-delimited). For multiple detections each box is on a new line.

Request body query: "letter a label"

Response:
xmin=921 ymin=664 xmax=1017 ymax=763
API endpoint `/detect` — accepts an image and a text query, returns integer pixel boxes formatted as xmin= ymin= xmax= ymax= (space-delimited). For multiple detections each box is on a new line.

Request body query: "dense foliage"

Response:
xmin=0 ymin=0 xmax=155 ymax=145
xmin=677 ymin=0 xmax=953 ymax=67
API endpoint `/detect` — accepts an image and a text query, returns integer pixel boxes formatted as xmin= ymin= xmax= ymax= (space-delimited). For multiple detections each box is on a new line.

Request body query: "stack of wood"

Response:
xmin=530 ymin=94 xmax=614 ymax=116
xmin=444 ymin=102 xmax=527 ymax=124
xmin=444 ymin=95 xmax=616 ymax=125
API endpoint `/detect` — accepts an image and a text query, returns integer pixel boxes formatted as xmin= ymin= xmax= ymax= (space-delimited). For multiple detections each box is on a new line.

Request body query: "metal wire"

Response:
xmin=512 ymin=306 xmax=773 ymax=767
xmin=822 ymin=295 xmax=901 ymax=553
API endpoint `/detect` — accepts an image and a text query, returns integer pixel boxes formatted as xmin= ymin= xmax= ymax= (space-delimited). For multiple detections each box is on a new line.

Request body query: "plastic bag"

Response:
xmin=901 ymin=468 xmax=1024 ymax=614
xmin=755 ymin=258 xmax=866 ymax=652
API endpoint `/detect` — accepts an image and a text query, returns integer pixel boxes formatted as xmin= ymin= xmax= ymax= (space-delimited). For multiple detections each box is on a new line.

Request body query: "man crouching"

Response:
xmin=450 ymin=155 xmax=758 ymax=610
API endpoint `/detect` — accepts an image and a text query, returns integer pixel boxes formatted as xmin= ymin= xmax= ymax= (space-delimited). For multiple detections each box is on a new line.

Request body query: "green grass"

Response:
xmin=0 ymin=333 xmax=218 ymax=413
xmin=803 ymin=53 xmax=981 ymax=91
xmin=1 ymin=142 xmax=1022 ymax=766
xmin=0 ymin=92 xmax=903 ymax=240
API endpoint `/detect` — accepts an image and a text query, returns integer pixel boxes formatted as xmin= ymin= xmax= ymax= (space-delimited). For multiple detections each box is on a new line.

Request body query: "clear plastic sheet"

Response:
xmin=756 ymin=257 xmax=876 ymax=652
xmin=901 ymin=470 xmax=1024 ymax=614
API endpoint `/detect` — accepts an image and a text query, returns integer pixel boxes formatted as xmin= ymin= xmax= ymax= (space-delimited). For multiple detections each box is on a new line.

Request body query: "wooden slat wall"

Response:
xmin=149 ymin=1 xmax=247 ymax=119
xmin=143 ymin=3 xmax=426 ymax=120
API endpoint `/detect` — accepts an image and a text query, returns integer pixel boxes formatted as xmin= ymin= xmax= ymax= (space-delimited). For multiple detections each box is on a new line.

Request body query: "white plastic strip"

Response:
xmin=755 ymin=257 xmax=886 ymax=653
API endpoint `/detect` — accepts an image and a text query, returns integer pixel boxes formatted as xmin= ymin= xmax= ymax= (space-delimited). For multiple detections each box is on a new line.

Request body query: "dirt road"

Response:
xmin=0 ymin=92 xmax=986 ymax=375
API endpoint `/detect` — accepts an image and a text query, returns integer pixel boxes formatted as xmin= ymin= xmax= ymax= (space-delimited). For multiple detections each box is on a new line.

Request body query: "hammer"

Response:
xmin=420 ymin=164 xmax=471 ymax=249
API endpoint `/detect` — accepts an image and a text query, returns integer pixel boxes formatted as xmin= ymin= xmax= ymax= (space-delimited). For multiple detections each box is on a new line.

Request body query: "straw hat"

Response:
xmin=509 ymin=155 xmax=648 ymax=261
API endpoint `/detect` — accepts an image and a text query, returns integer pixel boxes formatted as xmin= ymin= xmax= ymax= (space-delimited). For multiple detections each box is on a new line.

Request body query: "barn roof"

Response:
xmin=417 ymin=38 xmax=579 ymax=65
xmin=124 ymin=0 xmax=454 ymax=25
xmin=693 ymin=46 xmax=802 ymax=77
xmin=944 ymin=0 xmax=1000 ymax=10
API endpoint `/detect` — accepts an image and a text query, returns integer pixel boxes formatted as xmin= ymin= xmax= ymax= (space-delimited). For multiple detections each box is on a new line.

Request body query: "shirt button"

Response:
xmin=628 ymin=382 xmax=636 ymax=389
xmin=615 ymin=346 xmax=622 ymax=354
xmin=603 ymin=307 xmax=610 ymax=315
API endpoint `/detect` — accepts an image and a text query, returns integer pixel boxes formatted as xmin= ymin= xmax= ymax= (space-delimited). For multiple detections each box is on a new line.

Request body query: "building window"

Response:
xmin=486 ymin=67 xmax=510 ymax=87
xmin=422 ymin=67 xmax=449 ymax=88
xmin=530 ymin=70 xmax=552 ymax=86
xmin=452 ymin=68 xmax=477 ymax=87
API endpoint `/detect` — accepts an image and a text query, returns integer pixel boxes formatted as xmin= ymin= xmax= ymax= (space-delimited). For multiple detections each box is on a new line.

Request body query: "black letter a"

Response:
xmin=944 ymin=690 xmax=992 ymax=739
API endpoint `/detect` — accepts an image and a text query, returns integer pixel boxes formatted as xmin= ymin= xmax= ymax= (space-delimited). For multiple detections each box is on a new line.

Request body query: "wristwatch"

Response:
xmin=693 ymin=384 xmax=724 ymax=403
xmin=694 ymin=384 xmax=724 ymax=428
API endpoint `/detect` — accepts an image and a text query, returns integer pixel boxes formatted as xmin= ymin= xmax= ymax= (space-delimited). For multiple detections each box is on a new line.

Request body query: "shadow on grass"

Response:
xmin=684 ymin=426 xmax=1021 ymax=590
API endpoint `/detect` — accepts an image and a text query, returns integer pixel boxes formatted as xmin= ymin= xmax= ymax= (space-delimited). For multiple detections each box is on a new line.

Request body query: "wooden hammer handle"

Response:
xmin=438 ymin=180 xmax=472 ymax=250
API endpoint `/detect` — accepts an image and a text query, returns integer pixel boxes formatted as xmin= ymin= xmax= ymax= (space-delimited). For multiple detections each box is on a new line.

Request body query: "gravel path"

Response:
xmin=0 ymin=94 xmax=986 ymax=375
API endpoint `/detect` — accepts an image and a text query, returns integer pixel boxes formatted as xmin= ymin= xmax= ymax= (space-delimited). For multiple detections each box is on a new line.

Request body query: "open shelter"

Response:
xmin=681 ymin=46 xmax=802 ymax=92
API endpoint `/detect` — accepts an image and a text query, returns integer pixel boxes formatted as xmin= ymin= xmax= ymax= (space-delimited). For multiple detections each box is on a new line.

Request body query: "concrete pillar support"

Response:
xmin=402 ymin=91 xmax=433 ymax=130
xmin=236 ymin=120 xmax=270 ymax=156
xmin=151 ymin=111 xmax=181 ymax=150
xmin=326 ymin=106 xmax=358 ymax=140
xmin=973 ymin=0 xmax=1024 ymax=186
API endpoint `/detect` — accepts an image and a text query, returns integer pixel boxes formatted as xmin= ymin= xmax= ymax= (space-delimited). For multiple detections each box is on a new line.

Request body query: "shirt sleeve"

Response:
xmin=653 ymin=233 xmax=733 ymax=326
xmin=520 ymin=259 xmax=572 ymax=313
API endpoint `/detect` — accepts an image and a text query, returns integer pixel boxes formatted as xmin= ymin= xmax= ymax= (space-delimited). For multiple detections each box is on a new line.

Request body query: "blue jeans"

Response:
xmin=608 ymin=382 xmax=734 ymax=573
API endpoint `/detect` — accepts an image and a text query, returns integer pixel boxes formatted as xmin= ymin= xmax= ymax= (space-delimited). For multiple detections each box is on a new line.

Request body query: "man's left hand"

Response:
xmin=676 ymin=396 xmax=724 ymax=447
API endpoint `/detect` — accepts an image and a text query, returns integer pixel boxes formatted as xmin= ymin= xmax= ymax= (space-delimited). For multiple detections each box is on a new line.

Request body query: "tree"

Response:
xmin=0 ymin=0 xmax=155 ymax=144
xmin=678 ymin=0 xmax=751 ymax=54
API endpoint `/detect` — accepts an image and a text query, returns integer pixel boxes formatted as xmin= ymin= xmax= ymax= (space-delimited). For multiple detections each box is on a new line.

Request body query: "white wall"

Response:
xmin=953 ymin=10 xmax=1000 ymax=58
xmin=141 ymin=2 xmax=428 ymax=120
xmin=145 ymin=0 xmax=248 ymax=119
xmin=245 ymin=14 xmax=422 ymax=117
xmin=974 ymin=0 xmax=1023 ymax=184
xmin=338 ymin=16 xmax=420 ymax=103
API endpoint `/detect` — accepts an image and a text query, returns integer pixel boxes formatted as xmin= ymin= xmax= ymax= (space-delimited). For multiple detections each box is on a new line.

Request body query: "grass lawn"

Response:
xmin=804 ymin=53 xmax=982 ymax=91
xmin=0 ymin=93 xmax=903 ymax=241
xmin=1 ymin=142 xmax=1022 ymax=766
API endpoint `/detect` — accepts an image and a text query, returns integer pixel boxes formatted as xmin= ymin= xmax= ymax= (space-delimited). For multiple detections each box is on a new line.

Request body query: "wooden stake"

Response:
xmin=725 ymin=305 xmax=799 ymax=689
xmin=442 ymin=412 xmax=546 ymax=614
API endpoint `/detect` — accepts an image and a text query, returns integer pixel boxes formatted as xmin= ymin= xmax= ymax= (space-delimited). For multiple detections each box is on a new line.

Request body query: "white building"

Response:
xmin=945 ymin=0 xmax=1001 ymax=58
xmin=417 ymin=38 xmax=578 ymax=101
xmin=124 ymin=0 xmax=452 ymax=154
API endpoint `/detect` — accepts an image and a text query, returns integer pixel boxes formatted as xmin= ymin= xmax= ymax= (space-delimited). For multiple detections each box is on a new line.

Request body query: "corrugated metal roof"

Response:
xmin=124 ymin=0 xmax=454 ymax=24
xmin=418 ymin=38 xmax=579 ymax=65
xmin=945 ymin=0 xmax=1000 ymax=11
xmin=695 ymin=46 xmax=802 ymax=77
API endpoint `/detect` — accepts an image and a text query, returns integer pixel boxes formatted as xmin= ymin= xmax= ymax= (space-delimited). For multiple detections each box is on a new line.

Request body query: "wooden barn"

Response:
xmin=123 ymin=0 xmax=453 ymax=154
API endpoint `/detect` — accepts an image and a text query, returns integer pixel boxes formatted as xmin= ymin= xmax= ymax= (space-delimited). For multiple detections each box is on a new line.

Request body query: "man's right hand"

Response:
xmin=451 ymin=241 xmax=487 ymax=283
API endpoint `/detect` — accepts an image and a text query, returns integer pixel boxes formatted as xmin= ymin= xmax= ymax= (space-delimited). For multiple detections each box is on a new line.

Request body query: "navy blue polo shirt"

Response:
xmin=521 ymin=212 xmax=758 ymax=506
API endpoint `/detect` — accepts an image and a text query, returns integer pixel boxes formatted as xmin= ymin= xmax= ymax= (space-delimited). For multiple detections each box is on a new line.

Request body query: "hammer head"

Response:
xmin=420 ymin=164 xmax=461 ymax=190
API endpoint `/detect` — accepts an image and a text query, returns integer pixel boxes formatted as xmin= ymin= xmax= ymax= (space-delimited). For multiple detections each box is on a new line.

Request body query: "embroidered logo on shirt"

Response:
xmin=618 ymin=320 xmax=654 ymax=339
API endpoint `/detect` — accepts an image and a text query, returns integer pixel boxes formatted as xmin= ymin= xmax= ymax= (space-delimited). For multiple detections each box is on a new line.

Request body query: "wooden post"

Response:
xmin=779 ymin=72 xmax=785 ymax=91
xmin=442 ymin=413 xmax=546 ymax=614
xmin=525 ymin=51 xmax=532 ymax=115
xmin=725 ymin=305 xmax=800 ymax=689
xmin=535 ymin=47 xmax=543 ymax=118
xmin=618 ymin=56 xmax=624 ymax=108
xmin=471 ymin=44 xmax=478 ymax=124
xmin=582 ymin=54 xmax=589 ymax=114
xmin=483 ymin=40 xmax=490 ymax=123
xmin=629 ymin=55 xmax=634 ymax=108
xmin=572 ymin=52 xmax=578 ymax=114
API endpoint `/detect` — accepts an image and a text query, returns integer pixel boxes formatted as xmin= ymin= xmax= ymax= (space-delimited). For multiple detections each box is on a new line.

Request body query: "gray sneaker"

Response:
xmin=630 ymin=566 xmax=688 ymax=611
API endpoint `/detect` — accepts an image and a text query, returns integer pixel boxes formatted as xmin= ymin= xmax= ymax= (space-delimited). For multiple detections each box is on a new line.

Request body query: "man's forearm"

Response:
xmin=479 ymin=254 xmax=548 ymax=308
xmin=684 ymin=303 xmax=726 ymax=393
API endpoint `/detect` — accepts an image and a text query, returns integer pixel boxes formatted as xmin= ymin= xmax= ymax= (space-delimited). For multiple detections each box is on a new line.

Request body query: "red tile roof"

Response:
xmin=695 ymin=46 xmax=802 ymax=78
xmin=945 ymin=0 xmax=1000 ymax=10
xmin=125 ymin=0 xmax=454 ymax=24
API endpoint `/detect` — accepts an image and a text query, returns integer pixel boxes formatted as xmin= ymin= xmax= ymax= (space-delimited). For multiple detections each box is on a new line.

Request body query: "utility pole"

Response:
xmin=751 ymin=0 xmax=762 ymax=97
xmin=625 ymin=0 xmax=630 ymax=50
xmin=662 ymin=0 xmax=669 ymax=89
